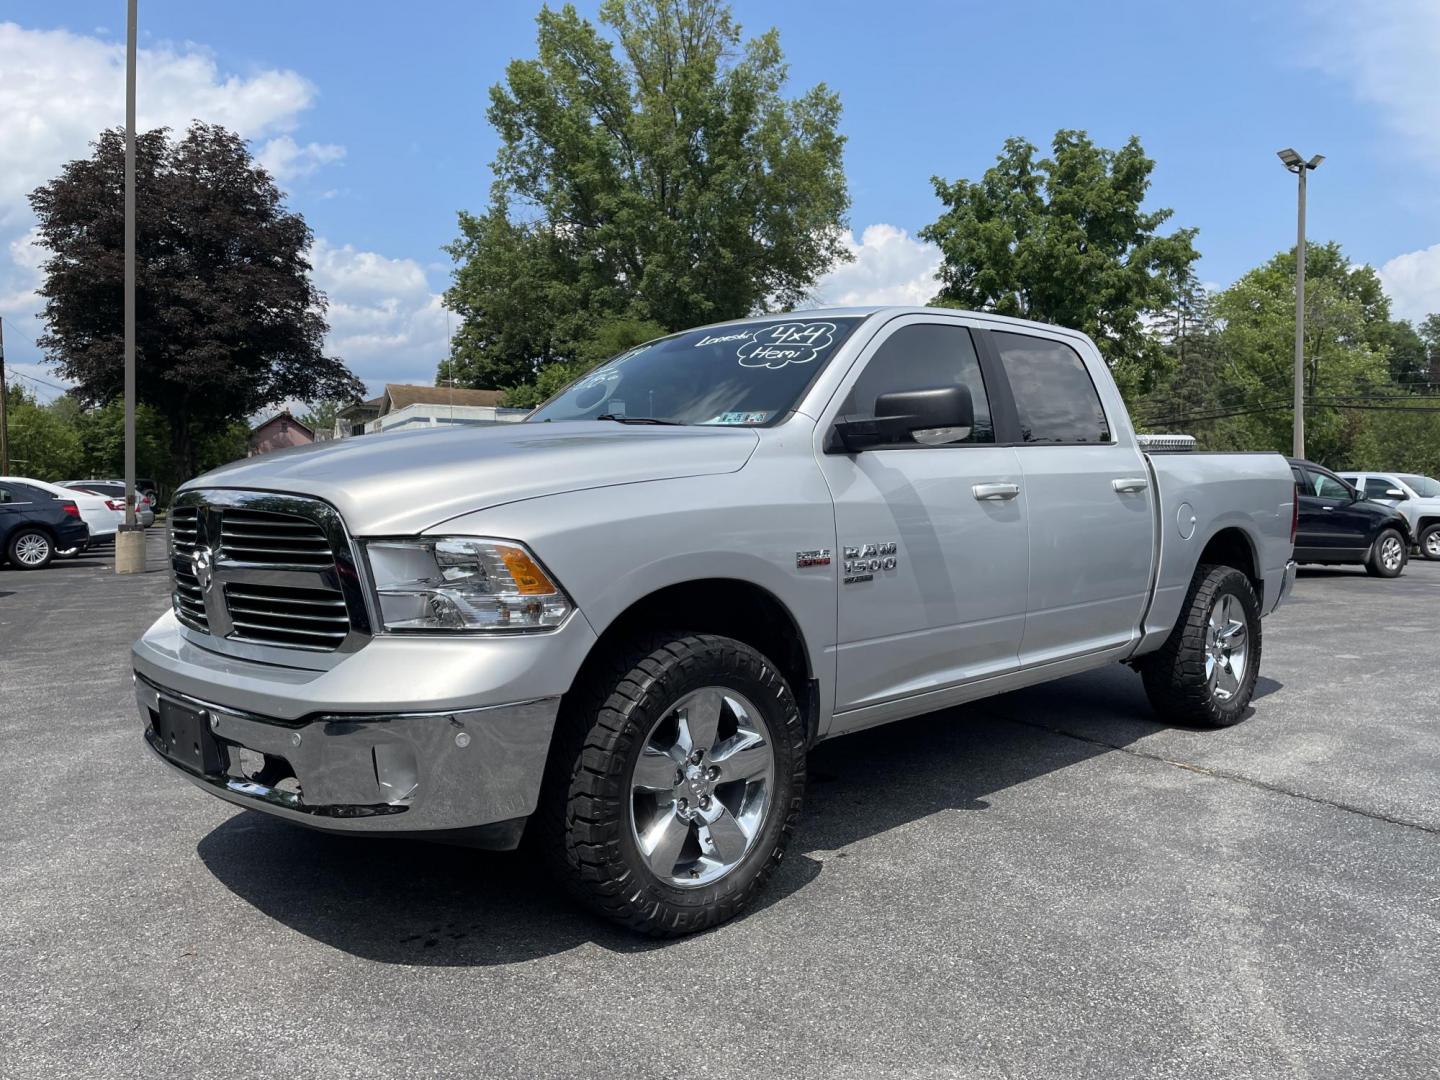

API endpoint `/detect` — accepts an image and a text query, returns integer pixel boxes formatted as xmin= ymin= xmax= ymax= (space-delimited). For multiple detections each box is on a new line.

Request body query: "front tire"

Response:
xmin=1365 ymin=528 xmax=1407 ymax=578
xmin=1139 ymin=564 xmax=1261 ymax=727
xmin=1418 ymin=523 xmax=1440 ymax=561
xmin=7 ymin=529 xmax=55 ymax=570
xmin=535 ymin=632 xmax=806 ymax=936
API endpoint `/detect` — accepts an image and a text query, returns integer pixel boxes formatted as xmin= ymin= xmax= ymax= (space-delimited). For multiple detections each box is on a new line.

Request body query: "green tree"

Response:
xmin=297 ymin=398 xmax=347 ymax=438
xmin=29 ymin=122 xmax=363 ymax=480
xmin=1201 ymin=242 xmax=1392 ymax=464
xmin=921 ymin=130 xmax=1199 ymax=396
xmin=2 ymin=386 xmax=82 ymax=480
xmin=443 ymin=0 xmax=850 ymax=394
xmin=1381 ymin=319 xmax=1429 ymax=389
xmin=1419 ymin=313 xmax=1440 ymax=389
xmin=495 ymin=315 xmax=668 ymax=409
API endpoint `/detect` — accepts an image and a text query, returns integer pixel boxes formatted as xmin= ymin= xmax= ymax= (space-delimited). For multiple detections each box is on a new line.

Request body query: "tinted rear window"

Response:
xmin=991 ymin=331 xmax=1111 ymax=444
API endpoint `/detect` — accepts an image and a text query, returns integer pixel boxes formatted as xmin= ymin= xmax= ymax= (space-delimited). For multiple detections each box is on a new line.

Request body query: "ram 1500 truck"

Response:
xmin=134 ymin=306 xmax=1298 ymax=935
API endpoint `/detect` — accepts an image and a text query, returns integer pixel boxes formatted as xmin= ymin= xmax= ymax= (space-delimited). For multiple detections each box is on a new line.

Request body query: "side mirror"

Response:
xmin=832 ymin=385 xmax=974 ymax=452
xmin=1385 ymin=488 xmax=1408 ymax=500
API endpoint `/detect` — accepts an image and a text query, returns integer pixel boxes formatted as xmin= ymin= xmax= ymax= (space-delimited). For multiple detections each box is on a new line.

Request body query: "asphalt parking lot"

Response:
xmin=3 ymin=539 xmax=1438 ymax=1079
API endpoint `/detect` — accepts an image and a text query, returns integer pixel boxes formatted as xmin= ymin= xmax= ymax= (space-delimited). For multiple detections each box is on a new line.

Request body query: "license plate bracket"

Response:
xmin=156 ymin=698 xmax=227 ymax=776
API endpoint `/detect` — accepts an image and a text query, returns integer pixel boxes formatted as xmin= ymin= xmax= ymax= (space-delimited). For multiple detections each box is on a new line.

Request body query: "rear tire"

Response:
xmin=1139 ymin=564 xmax=1261 ymax=727
xmin=1365 ymin=528 xmax=1407 ymax=578
xmin=7 ymin=528 xmax=55 ymax=570
xmin=1419 ymin=524 xmax=1440 ymax=561
xmin=533 ymin=632 xmax=806 ymax=936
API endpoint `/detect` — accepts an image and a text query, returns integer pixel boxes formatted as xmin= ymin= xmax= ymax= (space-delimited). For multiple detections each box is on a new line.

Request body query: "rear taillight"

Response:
xmin=60 ymin=500 xmax=81 ymax=519
xmin=106 ymin=499 xmax=125 ymax=511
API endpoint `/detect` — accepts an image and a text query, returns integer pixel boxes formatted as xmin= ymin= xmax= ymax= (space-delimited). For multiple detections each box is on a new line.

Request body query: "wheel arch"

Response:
xmin=572 ymin=577 xmax=819 ymax=744
xmin=1194 ymin=525 xmax=1261 ymax=602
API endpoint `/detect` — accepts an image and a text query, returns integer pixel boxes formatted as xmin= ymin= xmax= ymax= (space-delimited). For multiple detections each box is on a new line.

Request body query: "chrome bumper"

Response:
xmin=135 ymin=673 xmax=558 ymax=835
xmin=1275 ymin=559 xmax=1298 ymax=610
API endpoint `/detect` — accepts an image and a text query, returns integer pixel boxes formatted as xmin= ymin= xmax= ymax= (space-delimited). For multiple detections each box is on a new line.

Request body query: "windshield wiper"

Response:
xmin=595 ymin=414 xmax=682 ymax=425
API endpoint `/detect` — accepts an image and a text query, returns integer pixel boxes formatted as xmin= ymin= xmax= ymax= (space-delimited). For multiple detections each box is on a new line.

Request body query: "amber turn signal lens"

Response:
xmin=499 ymin=546 xmax=555 ymax=595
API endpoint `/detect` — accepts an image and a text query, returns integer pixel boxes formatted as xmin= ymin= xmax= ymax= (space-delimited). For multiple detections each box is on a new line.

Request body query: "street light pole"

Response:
xmin=116 ymin=0 xmax=145 ymax=573
xmin=1292 ymin=162 xmax=1306 ymax=460
xmin=1277 ymin=148 xmax=1323 ymax=460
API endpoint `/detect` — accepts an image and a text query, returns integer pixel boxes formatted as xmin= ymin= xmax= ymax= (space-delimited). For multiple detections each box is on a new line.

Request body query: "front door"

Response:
xmin=1300 ymin=466 xmax=1370 ymax=555
xmin=984 ymin=329 xmax=1156 ymax=665
xmin=817 ymin=316 xmax=1028 ymax=717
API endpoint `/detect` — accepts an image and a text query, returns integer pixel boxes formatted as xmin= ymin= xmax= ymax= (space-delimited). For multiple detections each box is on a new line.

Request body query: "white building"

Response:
xmin=334 ymin=384 xmax=527 ymax=438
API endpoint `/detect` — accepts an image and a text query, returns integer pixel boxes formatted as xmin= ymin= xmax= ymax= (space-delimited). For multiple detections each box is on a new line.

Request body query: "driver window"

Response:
xmin=1363 ymin=478 xmax=1397 ymax=499
xmin=1309 ymin=472 xmax=1351 ymax=499
xmin=840 ymin=323 xmax=993 ymax=446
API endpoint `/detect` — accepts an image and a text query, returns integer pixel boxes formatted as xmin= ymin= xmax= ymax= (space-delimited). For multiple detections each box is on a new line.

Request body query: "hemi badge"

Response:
xmin=795 ymin=548 xmax=832 ymax=569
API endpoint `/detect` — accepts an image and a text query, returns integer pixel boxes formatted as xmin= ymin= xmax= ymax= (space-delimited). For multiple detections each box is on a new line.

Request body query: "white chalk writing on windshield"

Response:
xmin=736 ymin=322 xmax=838 ymax=370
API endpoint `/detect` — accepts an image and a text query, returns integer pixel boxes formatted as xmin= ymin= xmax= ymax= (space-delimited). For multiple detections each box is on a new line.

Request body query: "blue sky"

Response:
xmin=2 ymin=0 xmax=1438 ymax=400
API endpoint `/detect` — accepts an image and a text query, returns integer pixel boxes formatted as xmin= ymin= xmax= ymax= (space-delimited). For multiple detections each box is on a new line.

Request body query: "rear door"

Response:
xmin=983 ymin=329 xmax=1156 ymax=666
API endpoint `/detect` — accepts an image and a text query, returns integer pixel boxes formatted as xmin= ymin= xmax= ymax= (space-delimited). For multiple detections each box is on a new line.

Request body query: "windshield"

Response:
xmin=1397 ymin=474 xmax=1440 ymax=497
xmin=527 ymin=317 xmax=864 ymax=426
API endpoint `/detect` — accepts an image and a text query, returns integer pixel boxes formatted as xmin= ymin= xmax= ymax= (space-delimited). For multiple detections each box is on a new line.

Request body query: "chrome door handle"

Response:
xmin=1322 ymin=505 xmax=1334 ymax=511
xmin=1112 ymin=477 xmax=1149 ymax=493
xmin=972 ymin=482 xmax=1020 ymax=501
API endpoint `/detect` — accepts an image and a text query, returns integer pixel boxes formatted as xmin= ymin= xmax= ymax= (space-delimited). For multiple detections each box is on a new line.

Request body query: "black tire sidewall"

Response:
xmin=1420 ymin=524 xmax=1440 ymax=561
xmin=9 ymin=530 xmax=53 ymax=570
xmin=613 ymin=652 xmax=801 ymax=923
xmin=547 ymin=633 xmax=806 ymax=935
xmin=1369 ymin=529 xmax=1406 ymax=577
xmin=1198 ymin=569 xmax=1262 ymax=725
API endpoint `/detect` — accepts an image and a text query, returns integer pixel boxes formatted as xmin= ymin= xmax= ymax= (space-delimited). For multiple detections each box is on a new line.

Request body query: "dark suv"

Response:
xmin=1289 ymin=458 xmax=1411 ymax=578
xmin=0 ymin=481 xmax=91 ymax=570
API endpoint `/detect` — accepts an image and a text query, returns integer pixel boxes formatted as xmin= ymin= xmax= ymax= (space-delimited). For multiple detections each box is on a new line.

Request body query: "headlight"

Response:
xmin=364 ymin=538 xmax=573 ymax=632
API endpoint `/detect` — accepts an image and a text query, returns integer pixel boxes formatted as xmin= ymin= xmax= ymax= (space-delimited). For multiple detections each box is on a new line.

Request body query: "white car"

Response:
xmin=0 ymin=476 xmax=124 ymax=548
xmin=1338 ymin=471 xmax=1440 ymax=560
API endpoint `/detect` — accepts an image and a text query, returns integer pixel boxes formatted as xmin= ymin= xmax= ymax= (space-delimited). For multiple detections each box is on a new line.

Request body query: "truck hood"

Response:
xmin=189 ymin=421 xmax=760 ymax=535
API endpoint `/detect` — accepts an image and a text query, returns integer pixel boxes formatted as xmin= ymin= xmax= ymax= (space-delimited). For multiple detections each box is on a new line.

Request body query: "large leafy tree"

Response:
xmin=1205 ymin=242 xmax=1391 ymax=464
xmin=443 ymin=0 xmax=850 ymax=393
xmin=1135 ymin=241 xmax=1440 ymax=470
xmin=29 ymin=123 xmax=362 ymax=479
xmin=921 ymin=130 xmax=1199 ymax=396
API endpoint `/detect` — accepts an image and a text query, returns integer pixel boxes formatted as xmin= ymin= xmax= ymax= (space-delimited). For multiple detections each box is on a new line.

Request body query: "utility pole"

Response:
xmin=116 ymin=0 xmax=145 ymax=572
xmin=1276 ymin=148 xmax=1324 ymax=461
xmin=0 ymin=316 xmax=9 ymax=474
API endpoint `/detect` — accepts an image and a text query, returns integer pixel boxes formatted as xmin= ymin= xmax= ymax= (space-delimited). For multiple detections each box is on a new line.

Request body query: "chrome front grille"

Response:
xmin=219 ymin=508 xmax=333 ymax=568
xmin=168 ymin=506 xmax=209 ymax=631
xmin=167 ymin=490 xmax=371 ymax=656
xmin=224 ymin=582 xmax=351 ymax=649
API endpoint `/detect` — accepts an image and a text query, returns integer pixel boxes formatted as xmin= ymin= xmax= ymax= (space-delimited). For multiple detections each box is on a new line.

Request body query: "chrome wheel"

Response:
xmin=1426 ymin=531 xmax=1440 ymax=559
xmin=1380 ymin=534 xmax=1404 ymax=572
xmin=629 ymin=686 xmax=774 ymax=889
xmin=1204 ymin=592 xmax=1248 ymax=702
xmin=14 ymin=533 xmax=51 ymax=567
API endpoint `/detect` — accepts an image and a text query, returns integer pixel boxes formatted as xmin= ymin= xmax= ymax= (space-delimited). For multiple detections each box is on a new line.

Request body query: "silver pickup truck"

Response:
xmin=133 ymin=306 xmax=1297 ymax=935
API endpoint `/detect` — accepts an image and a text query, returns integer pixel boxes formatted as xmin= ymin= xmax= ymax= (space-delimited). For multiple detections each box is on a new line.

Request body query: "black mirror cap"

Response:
xmin=830 ymin=384 xmax=975 ymax=453
xmin=873 ymin=384 xmax=974 ymax=430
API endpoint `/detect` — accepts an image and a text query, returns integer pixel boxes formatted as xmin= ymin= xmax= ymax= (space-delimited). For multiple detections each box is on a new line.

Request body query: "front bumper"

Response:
xmin=135 ymin=673 xmax=559 ymax=837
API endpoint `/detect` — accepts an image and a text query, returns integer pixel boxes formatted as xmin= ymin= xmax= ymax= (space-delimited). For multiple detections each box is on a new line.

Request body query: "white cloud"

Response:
xmin=1305 ymin=0 xmax=1440 ymax=168
xmin=1379 ymin=243 xmax=1440 ymax=323
xmin=309 ymin=240 xmax=449 ymax=393
xmin=257 ymin=136 xmax=346 ymax=181
xmin=0 ymin=20 xmax=341 ymax=377
xmin=814 ymin=224 xmax=940 ymax=308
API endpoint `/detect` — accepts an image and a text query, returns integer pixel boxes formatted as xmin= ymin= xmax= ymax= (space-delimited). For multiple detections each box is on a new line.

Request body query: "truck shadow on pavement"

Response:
xmin=196 ymin=662 xmax=1282 ymax=966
